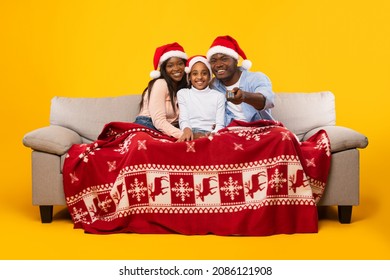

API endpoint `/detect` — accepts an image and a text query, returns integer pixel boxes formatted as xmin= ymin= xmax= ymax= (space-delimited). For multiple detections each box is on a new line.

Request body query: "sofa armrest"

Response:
xmin=303 ymin=125 xmax=368 ymax=153
xmin=23 ymin=125 xmax=82 ymax=155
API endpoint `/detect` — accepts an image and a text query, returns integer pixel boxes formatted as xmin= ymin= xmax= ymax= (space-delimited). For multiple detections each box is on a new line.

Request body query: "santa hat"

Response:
xmin=184 ymin=55 xmax=212 ymax=75
xmin=206 ymin=35 xmax=252 ymax=70
xmin=150 ymin=42 xmax=188 ymax=79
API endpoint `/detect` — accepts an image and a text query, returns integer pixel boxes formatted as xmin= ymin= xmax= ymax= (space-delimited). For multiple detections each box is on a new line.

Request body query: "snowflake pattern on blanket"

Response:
xmin=63 ymin=120 xmax=331 ymax=235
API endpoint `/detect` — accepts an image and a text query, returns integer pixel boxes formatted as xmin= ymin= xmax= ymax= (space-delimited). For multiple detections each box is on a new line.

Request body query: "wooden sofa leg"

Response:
xmin=338 ymin=205 xmax=352 ymax=224
xmin=39 ymin=205 xmax=53 ymax=223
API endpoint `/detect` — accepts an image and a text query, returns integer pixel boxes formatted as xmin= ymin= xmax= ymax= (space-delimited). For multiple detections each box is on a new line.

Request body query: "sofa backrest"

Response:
xmin=50 ymin=95 xmax=141 ymax=141
xmin=272 ymin=91 xmax=336 ymax=139
xmin=49 ymin=91 xmax=336 ymax=142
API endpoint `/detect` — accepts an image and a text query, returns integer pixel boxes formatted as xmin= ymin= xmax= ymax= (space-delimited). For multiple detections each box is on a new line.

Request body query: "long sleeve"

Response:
xmin=148 ymin=79 xmax=182 ymax=138
xmin=213 ymin=91 xmax=226 ymax=133
xmin=248 ymin=71 xmax=274 ymax=110
xmin=211 ymin=69 xmax=275 ymax=124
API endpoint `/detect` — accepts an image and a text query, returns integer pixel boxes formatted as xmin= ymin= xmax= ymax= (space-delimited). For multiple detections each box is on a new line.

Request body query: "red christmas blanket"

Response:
xmin=63 ymin=120 xmax=331 ymax=235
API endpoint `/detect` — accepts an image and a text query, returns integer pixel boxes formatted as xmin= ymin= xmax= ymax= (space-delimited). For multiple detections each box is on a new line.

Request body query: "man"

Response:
xmin=206 ymin=35 xmax=275 ymax=126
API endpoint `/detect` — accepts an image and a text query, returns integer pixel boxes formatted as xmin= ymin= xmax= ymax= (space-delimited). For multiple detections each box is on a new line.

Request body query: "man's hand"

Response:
xmin=227 ymin=88 xmax=266 ymax=110
xmin=226 ymin=87 xmax=245 ymax=104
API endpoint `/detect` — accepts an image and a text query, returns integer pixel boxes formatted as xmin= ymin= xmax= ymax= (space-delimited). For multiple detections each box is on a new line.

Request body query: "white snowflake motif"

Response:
xmin=315 ymin=134 xmax=331 ymax=156
xmin=234 ymin=143 xmax=244 ymax=150
xmin=98 ymin=196 xmax=113 ymax=213
xmin=186 ymin=142 xmax=196 ymax=152
xmin=114 ymin=134 xmax=136 ymax=154
xmin=137 ymin=140 xmax=147 ymax=150
xmin=172 ymin=178 xmax=194 ymax=202
xmin=69 ymin=172 xmax=79 ymax=184
xmin=281 ymin=131 xmax=291 ymax=141
xmin=72 ymin=207 xmax=89 ymax=223
xmin=78 ymin=143 xmax=100 ymax=163
xmin=220 ymin=177 xmax=243 ymax=201
xmin=306 ymin=158 xmax=316 ymax=167
xmin=128 ymin=178 xmax=148 ymax=202
xmin=269 ymin=168 xmax=287 ymax=193
xmin=107 ymin=161 xmax=117 ymax=172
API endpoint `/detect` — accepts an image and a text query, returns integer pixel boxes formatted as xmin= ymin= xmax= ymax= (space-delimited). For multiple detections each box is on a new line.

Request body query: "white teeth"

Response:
xmin=217 ymin=70 xmax=225 ymax=73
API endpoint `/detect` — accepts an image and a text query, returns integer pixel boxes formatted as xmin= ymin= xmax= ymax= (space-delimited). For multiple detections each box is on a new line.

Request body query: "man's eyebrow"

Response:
xmin=211 ymin=54 xmax=228 ymax=60
xmin=220 ymin=54 xmax=231 ymax=59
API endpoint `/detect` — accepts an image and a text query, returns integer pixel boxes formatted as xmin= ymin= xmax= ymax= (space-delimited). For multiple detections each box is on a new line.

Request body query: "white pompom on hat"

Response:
xmin=150 ymin=42 xmax=188 ymax=79
xmin=184 ymin=55 xmax=212 ymax=75
xmin=206 ymin=35 xmax=252 ymax=70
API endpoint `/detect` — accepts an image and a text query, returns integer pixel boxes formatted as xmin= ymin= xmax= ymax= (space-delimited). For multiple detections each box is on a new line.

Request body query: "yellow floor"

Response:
xmin=1 ymin=148 xmax=389 ymax=260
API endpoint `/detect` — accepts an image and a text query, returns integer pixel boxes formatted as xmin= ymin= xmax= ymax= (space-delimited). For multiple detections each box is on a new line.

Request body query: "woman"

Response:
xmin=134 ymin=42 xmax=188 ymax=140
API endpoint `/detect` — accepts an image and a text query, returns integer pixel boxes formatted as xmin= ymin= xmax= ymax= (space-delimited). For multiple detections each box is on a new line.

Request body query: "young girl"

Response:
xmin=134 ymin=42 xmax=188 ymax=139
xmin=177 ymin=55 xmax=226 ymax=141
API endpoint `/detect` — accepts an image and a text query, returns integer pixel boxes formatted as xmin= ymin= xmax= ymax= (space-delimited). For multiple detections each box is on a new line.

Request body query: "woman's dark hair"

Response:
xmin=139 ymin=58 xmax=187 ymax=114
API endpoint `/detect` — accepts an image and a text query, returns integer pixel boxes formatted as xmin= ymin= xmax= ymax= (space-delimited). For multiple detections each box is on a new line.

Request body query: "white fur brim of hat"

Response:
xmin=207 ymin=46 xmax=239 ymax=60
xmin=206 ymin=46 xmax=252 ymax=70
xmin=185 ymin=56 xmax=212 ymax=75
xmin=159 ymin=50 xmax=188 ymax=66
xmin=150 ymin=50 xmax=188 ymax=79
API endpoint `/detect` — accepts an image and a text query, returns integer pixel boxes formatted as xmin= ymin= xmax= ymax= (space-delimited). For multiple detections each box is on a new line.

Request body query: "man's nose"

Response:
xmin=214 ymin=59 xmax=223 ymax=68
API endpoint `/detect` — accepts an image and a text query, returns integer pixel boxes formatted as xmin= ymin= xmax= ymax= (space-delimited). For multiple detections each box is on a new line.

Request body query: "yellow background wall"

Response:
xmin=1 ymin=0 xmax=389 ymax=259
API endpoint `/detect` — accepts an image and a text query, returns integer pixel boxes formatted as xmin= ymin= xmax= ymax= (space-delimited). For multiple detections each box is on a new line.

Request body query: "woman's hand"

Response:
xmin=177 ymin=127 xmax=193 ymax=142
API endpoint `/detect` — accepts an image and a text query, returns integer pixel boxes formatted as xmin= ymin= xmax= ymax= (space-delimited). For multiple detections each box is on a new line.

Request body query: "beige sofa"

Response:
xmin=22 ymin=92 xmax=368 ymax=224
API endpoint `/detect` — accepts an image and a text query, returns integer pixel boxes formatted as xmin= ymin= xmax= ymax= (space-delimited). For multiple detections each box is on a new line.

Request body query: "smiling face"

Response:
xmin=164 ymin=57 xmax=186 ymax=83
xmin=209 ymin=53 xmax=240 ymax=86
xmin=189 ymin=62 xmax=211 ymax=90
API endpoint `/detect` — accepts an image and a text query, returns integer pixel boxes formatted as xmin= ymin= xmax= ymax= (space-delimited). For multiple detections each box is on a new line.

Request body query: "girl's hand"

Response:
xmin=177 ymin=127 xmax=193 ymax=142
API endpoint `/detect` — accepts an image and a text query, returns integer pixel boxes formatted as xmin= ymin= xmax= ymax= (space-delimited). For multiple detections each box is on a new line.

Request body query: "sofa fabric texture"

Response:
xmin=50 ymin=95 xmax=140 ymax=141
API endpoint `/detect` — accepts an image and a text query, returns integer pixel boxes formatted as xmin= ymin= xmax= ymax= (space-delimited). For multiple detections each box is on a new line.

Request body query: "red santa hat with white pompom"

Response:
xmin=150 ymin=42 xmax=188 ymax=79
xmin=206 ymin=35 xmax=252 ymax=70
xmin=184 ymin=55 xmax=212 ymax=75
